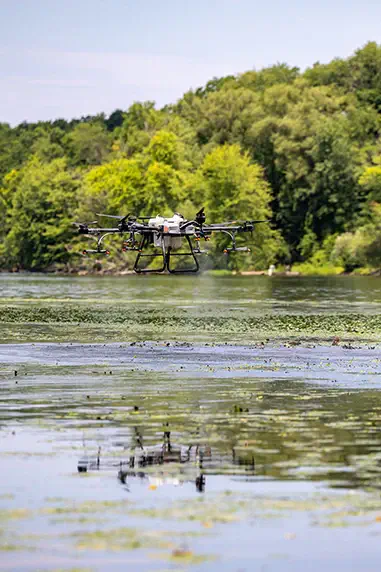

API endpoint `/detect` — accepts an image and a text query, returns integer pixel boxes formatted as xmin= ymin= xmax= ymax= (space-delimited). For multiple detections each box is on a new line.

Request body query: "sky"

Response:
xmin=1 ymin=0 xmax=381 ymax=125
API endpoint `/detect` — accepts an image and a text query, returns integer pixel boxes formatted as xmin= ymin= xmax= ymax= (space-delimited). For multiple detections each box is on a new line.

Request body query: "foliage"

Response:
xmin=1 ymin=158 xmax=79 ymax=270
xmin=65 ymin=123 xmax=110 ymax=166
xmin=117 ymin=101 xmax=163 ymax=157
xmin=305 ymin=42 xmax=381 ymax=111
xmin=198 ymin=144 xmax=286 ymax=268
xmin=1 ymin=42 xmax=381 ymax=272
xmin=293 ymin=235 xmax=344 ymax=275
xmin=146 ymin=130 xmax=180 ymax=168
xmin=330 ymin=232 xmax=369 ymax=271
xmin=78 ymin=158 xmax=144 ymax=218
xmin=359 ymin=159 xmax=381 ymax=203
xmin=330 ymin=203 xmax=381 ymax=271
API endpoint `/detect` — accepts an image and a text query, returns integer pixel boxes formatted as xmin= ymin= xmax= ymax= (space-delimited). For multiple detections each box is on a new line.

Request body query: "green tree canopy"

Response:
xmin=1 ymin=42 xmax=381 ymax=272
xmin=2 ymin=158 xmax=79 ymax=270
xmin=198 ymin=144 xmax=285 ymax=268
xmin=66 ymin=123 xmax=110 ymax=166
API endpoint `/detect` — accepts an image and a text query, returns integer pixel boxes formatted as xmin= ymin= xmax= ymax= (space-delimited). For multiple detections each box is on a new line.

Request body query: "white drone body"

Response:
xmin=76 ymin=207 xmax=267 ymax=273
xmin=148 ymin=213 xmax=194 ymax=250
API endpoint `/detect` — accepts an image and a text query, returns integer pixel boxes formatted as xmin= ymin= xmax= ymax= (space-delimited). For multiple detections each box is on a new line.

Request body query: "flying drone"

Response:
xmin=74 ymin=207 xmax=269 ymax=274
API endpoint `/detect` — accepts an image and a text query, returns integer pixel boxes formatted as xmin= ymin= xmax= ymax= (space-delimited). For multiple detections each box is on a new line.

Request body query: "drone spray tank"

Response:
xmin=148 ymin=213 xmax=194 ymax=250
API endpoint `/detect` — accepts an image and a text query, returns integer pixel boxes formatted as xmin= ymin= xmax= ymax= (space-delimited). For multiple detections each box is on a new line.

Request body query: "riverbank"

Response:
xmin=2 ymin=266 xmax=380 ymax=277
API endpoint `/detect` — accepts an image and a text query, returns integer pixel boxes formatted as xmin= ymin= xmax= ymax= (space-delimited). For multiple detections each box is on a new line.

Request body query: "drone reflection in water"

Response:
xmin=77 ymin=429 xmax=255 ymax=493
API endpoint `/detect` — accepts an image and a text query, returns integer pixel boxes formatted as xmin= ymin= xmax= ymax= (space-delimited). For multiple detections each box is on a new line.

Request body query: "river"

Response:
xmin=1 ymin=273 xmax=381 ymax=571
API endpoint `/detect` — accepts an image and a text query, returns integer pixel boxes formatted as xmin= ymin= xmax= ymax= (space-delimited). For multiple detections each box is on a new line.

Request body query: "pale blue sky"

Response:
xmin=1 ymin=0 xmax=380 ymax=125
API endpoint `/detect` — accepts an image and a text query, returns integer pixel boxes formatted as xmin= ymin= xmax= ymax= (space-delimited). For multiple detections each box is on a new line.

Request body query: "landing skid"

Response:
xmin=134 ymin=236 xmax=200 ymax=274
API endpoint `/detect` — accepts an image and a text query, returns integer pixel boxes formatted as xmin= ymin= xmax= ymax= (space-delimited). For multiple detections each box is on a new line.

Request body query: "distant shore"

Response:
xmin=2 ymin=267 xmax=380 ymax=277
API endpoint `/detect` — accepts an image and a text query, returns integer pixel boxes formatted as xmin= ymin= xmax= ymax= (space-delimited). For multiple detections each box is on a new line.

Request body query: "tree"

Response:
xmin=118 ymin=102 xmax=163 ymax=157
xmin=305 ymin=42 xmax=381 ymax=111
xmin=359 ymin=159 xmax=381 ymax=203
xmin=143 ymin=161 xmax=185 ymax=214
xmin=2 ymin=42 xmax=381 ymax=272
xmin=32 ymin=127 xmax=66 ymax=162
xmin=330 ymin=203 xmax=381 ymax=271
xmin=105 ymin=109 xmax=125 ymax=131
xmin=178 ymin=86 xmax=259 ymax=147
xmin=194 ymin=75 xmax=237 ymax=97
xmin=250 ymin=82 xmax=361 ymax=257
xmin=238 ymin=63 xmax=300 ymax=91
xmin=198 ymin=144 xmax=285 ymax=268
xmin=78 ymin=158 xmax=144 ymax=218
xmin=3 ymin=158 xmax=79 ymax=270
xmin=66 ymin=123 xmax=110 ymax=166
xmin=146 ymin=130 xmax=180 ymax=168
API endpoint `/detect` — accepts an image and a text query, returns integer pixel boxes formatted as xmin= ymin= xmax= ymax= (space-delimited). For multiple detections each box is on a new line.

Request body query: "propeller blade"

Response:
xmin=209 ymin=221 xmax=237 ymax=226
xmin=228 ymin=219 xmax=271 ymax=224
xmin=72 ymin=221 xmax=97 ymax=226
xmin=95 ymin=213 xmax=125 ymax=219
xmin=95 ymin=212 xmax=137 ymax=225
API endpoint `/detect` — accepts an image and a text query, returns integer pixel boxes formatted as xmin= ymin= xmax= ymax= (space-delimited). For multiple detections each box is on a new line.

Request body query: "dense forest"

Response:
xmin=1 ymin=42 xmax=381 ymax=274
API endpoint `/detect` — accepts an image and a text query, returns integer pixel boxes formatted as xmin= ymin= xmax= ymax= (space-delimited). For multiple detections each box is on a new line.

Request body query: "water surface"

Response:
xmin=1 ymin=274 xmax=381 ymax=571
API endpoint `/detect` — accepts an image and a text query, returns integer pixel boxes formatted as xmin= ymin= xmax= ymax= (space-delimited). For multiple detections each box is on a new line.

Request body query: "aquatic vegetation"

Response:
xmin=73 ymin=527 xmax=172 ymax=551
xmin=0 ymin=508 xmax=31 ymax=521
xmin=1 ymin=275 xmax=381 ymax=569
xmin=1 ymin=304 xmax=381 ymax=342
xmin=42 ymin=499 xmax=131 ymax=516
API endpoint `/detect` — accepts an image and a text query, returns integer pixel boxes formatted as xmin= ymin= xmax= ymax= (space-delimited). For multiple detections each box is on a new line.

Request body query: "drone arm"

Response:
xmin=83 ymin=226 xmax=121 ymax=235
xmin=204 ymin=220 xmax=270 ymax=233
xmin=179 ymin=219 xmax=199 ymax=231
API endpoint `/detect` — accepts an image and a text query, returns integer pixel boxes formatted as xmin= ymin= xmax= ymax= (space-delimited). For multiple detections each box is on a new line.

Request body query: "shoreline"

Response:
xmin=1 ymin=267 xmax=380 ymax=277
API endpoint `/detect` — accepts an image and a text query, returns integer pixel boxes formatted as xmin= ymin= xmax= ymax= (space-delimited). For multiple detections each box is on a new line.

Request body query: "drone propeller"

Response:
xmin=229 ymin=219 xmax=271 ymax=225
xmin=96 ymin=213 xmax=130 ymax=220
xmin=96 ymin=212 xmax=141 ymax=227
xmin=208 ymin=221 xmax=238 ymax=226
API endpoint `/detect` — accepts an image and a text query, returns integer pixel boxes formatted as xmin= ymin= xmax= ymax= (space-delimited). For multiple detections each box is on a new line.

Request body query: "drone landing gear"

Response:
xmin=133 ymin=235 xmax=167 ymax=273
xmin=134 ymin=236 xmax=199 ymax=274
xmin=167 ymin=237 xmax=199 ymax=274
